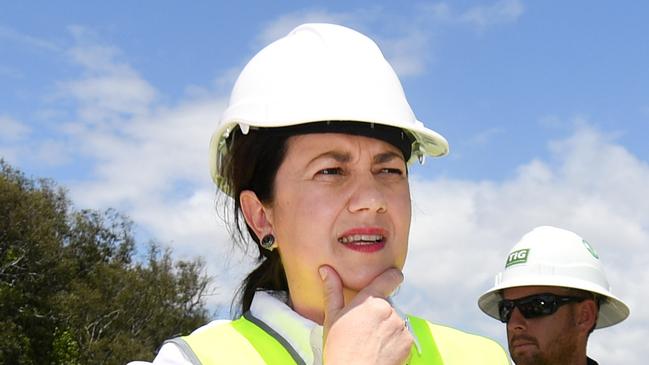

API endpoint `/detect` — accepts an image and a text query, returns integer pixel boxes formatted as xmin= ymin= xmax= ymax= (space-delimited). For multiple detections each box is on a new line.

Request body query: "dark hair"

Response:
xmin=218 ymin=127 xmax=290 ymax=315
xmin=217 ymin=121 xmax=413 ymax=315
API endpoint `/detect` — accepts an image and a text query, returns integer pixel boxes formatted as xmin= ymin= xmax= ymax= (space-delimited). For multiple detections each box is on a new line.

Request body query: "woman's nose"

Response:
xmin=347 ymin=174 xmax=387 ymax=214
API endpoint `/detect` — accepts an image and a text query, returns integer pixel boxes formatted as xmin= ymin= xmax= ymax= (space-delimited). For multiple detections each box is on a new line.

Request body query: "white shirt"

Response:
xmin=127 ymin=291 xmax=322 ymax=365
xmin=128 ymin=291 xmax=415 ymax=365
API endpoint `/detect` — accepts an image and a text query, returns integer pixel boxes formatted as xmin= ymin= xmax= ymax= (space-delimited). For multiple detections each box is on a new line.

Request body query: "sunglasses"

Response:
xmin=498 ymin=293 xmax=587 ymax=323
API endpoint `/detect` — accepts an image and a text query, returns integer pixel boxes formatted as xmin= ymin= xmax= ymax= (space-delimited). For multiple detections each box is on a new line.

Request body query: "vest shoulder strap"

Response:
xmin=169 ymin=314 xmax=299 ymax=365
xmin=425 ymin=319 xmax=510 ymax=364
xmin=234 ymin=312 xmax=303 ymax=364
xmin=407 ymin=315 xmax=444 ymax=364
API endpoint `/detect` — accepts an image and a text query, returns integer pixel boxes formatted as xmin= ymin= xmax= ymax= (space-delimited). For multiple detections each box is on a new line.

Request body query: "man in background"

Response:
xmin=478 ymin=226 xmax=630 ymax=365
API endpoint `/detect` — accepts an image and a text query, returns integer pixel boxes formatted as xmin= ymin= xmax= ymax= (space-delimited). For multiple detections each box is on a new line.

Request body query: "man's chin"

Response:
xmin=511 ymin=351 xmax=544 ymax=365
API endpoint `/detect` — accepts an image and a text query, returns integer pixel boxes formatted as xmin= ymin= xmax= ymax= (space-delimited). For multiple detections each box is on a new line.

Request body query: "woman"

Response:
xmin=134 ymin=23 xmax=508 ymax=364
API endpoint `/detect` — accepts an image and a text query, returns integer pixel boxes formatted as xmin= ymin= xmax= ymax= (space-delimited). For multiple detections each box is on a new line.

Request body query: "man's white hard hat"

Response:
xmin=478 ymin=226 xmax=630 ymax=329
xmin=209 ymin=23 xmax=449 ymax=194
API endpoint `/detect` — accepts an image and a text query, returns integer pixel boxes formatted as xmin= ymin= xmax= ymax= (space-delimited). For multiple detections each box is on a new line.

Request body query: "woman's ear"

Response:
xmin=239 ymin=190 xmax=274 ymax=241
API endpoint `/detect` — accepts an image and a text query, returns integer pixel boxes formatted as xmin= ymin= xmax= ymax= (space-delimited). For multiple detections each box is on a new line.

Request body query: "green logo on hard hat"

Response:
xmin=506 ymin=249 xmax=530 ymax=268
xmin=582 ymin=239 xmax=599 ymax=259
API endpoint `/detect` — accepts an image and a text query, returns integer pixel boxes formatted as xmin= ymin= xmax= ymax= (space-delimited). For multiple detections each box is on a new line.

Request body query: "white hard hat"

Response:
xmin=209 ymin=23 xmax=449 ymax=192
xmin=478 ymin=226 xmax=630 ymax=329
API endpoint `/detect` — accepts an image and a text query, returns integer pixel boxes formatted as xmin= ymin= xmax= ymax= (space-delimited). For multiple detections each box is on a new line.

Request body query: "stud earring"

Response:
xmin=260 ymin=234 xmax=277 ymax=251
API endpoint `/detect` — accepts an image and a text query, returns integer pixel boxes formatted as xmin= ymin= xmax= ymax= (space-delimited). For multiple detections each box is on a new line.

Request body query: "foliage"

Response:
xmin=0 ymin=160 xmax=211 ymax=364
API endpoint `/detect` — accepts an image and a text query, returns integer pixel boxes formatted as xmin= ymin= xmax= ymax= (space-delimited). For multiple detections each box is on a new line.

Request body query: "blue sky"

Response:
xmin=2 ymin=1 xmax=648 ymax=363
xmin=4 ymin=1 xmax=649 ymax=183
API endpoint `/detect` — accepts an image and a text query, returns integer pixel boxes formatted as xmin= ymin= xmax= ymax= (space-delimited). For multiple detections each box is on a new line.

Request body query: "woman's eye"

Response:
xmin=317 ymin=167 xmax=344 ymax=176
xmin=380 ymin=167 xmax=404 ymax=175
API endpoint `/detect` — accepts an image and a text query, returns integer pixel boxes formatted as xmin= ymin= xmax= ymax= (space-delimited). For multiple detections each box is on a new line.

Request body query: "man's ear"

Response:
xmin=239 ymin=190 xmax=274 ymax=241
xmin=575 ymin=299 xmax=598 ymax=334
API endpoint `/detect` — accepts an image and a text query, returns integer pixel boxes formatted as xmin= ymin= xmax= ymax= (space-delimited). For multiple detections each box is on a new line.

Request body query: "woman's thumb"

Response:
xmin=320 ymin=265 xmax=344 ymax=331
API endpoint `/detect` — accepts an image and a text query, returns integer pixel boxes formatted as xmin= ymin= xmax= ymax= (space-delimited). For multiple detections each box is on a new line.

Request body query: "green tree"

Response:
xmin=0 ymin=160 xmax=212 ymax=364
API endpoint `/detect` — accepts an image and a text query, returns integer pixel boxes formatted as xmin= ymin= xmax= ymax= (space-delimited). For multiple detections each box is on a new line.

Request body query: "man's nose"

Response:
xmin=507 ymin=307 xmax=528 ymax=331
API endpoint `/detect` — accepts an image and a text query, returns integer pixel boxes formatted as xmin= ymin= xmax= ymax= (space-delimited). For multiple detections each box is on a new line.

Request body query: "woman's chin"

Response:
xmin=338 ymin=266 xmax=388 ymax=292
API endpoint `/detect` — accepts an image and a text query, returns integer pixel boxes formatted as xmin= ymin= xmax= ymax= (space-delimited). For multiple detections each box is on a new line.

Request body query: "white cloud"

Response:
xmin=417 ymin=2 xmax=453 ymax=21
xmin=398 ymin=123 xmax=648 ymax=363
xmin=378 ymin=30 xmax=432 ymax=77
xmin=127 ymin=187 xmax=258 ymax=315
xmin=51 ymin=26 xmax=157 ymax=126
xmin=0 ymin=25 xmax=60 ymax=52
xmin=38 ymin=25 xmax=221 ymax=209
xmin=68 ymin=97 xmax=225 ymax=206
xmin=66 ymin=30 xmax=125 ymax=73
xmin=0 ymin=116 xmax=33 ymax=166
xmin=460 ymin=0 xmax=525 ymax=29
xmin=467 ymin=126 xmax=506 ymax=146
xmin=417 ymin=0 xmax=524 ymax=29
xmin=63 ymin=75 xmax=155 ymax=120
xmin=72 ymin=111 xmax=254 ymax=311
xmin=46 ymin=31 xmax=246 ymax=314
xmin=34 ymin=139 xmax=73 ymax=166
xmin=0 ymin=115 xmax=31 ymax=141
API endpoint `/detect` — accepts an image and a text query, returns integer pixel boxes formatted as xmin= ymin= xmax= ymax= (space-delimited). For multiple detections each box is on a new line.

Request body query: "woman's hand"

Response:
xmin=320 ymin=265 xmax=413 ymax=365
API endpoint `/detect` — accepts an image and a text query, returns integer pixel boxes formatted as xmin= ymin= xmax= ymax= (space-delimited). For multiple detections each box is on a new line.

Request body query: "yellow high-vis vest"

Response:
xmin=165 ymin=312 xmax=509 ymax=364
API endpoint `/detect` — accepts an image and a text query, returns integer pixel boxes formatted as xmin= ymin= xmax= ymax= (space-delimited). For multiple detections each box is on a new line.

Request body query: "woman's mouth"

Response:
xmin=338 ymin=229 xmax=386 ymax=253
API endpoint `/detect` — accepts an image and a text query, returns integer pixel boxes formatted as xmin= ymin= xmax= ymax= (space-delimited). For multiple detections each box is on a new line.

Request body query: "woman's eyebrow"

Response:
xmin=374 ymin=151 xmax=405 ymax=164
xmin=306 ymin=150 xmax=403 ymax=166
xmin=307 ymin=151 xmax=351 ymax=165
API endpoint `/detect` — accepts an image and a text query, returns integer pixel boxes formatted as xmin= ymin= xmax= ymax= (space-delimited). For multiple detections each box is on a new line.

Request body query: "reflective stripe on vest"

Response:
xmin=407 ymin=315 xmax=443 ymax=364
xmin=165 ymin=312 xmax=300 ymax=365
xmin=167 ymin=313 xmax=507 ymax=364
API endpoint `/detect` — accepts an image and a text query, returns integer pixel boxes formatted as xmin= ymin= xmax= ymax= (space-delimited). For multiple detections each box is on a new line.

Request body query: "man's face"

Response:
xmin=502 ymin=286 xmax=584 ymax=365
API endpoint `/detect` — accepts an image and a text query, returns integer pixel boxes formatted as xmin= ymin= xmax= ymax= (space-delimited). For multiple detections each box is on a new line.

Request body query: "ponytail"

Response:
xmin=218 ymin=127 xmax=290 ymax=315
xmin=238 ymin=249 xmax=288 ymax=314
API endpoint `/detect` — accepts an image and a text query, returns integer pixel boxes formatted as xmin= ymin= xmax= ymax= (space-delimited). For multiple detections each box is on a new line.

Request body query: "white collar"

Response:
xmin=250 ymin=291 xmax=322 ymax=365
xmin=248 ymin=291 xmax=420 ymax=365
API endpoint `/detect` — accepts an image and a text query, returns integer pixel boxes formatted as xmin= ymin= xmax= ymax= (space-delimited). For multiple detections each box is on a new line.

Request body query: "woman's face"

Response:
xmin=265 ymin=132 xmax=411 ymax=323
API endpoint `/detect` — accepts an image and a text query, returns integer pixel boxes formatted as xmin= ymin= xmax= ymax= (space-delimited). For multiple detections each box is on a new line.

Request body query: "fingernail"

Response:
xmin=390 ymin=284 xmax=401 ymax=298
xmin=318 ymin=267 xmax=327 ymax=281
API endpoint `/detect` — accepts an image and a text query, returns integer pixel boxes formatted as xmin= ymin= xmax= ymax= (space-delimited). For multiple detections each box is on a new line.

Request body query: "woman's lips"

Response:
xmin=338 ymin=227 xmax=387 ymax=253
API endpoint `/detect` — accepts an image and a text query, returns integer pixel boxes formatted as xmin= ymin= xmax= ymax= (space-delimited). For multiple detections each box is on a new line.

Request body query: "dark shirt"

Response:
xmin=587 ymin=357 xmax=598 ymax=365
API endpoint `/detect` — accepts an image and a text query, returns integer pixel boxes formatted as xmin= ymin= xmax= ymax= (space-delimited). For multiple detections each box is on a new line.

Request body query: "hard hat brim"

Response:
xmin=478 ymin=275 xmax=630 ymax=329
